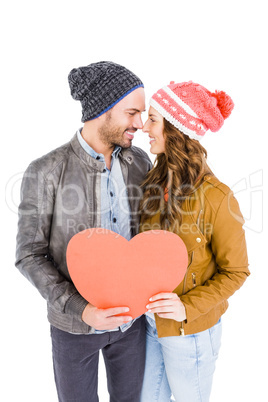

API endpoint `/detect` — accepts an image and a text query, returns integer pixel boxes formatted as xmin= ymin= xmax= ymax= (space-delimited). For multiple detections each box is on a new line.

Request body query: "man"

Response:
xmin=15 ymin=61 xmax=152 ymax=402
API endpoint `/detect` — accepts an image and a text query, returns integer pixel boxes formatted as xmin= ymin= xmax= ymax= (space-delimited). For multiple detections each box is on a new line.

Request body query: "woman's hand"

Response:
xmin=146 ymin=292 xmax=186 ymax=322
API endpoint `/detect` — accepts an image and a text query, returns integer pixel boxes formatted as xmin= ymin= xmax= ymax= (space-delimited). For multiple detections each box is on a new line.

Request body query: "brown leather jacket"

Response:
xmin=140 ymin=175 xmax=250 ymax=337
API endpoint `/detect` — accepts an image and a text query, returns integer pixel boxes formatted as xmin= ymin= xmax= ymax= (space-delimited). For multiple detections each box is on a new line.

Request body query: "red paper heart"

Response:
xmin=66 ymin=228 xmax=188 ymax=319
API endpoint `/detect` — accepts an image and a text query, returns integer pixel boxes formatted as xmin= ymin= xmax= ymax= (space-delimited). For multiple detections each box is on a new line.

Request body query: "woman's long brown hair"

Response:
xmin=140 ymin=118 xmax=213 ymax=230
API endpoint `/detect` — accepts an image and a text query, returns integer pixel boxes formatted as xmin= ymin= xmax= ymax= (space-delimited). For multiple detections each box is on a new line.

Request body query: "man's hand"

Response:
xmin=146 ymin=292 xmax=186 ymax=322
xmin=82 ymin=303 xmax=133 ymax=330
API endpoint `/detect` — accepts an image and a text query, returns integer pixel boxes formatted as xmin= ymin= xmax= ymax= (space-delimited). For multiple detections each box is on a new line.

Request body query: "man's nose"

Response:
xmin=133 ymin=114 xmax=143 ymax=130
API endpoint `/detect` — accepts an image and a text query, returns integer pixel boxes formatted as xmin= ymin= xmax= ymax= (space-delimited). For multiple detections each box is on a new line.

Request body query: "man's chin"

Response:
xmin=122 ymin=132 xmax=134 ymax=148
xmin=116 ymin=138 xmax=133 ymax=149
xmin=124 ymin=139 xmax=133 ymax=148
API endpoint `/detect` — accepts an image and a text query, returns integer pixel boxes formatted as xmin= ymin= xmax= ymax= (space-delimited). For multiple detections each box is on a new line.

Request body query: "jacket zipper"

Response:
xmin=180 ymin=251 xmax=194 ymax=336
xmin=180 ymin=205 xmax=203 ymax=335
xmin=196 ymin=209 xmax=203 ymax=232
xmin=191 ymin=209 xmax=202 ymax=289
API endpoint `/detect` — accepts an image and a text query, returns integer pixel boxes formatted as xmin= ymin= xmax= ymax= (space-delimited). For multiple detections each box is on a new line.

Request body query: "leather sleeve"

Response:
xmin=15 ymin=162 xmax=88 ymax=320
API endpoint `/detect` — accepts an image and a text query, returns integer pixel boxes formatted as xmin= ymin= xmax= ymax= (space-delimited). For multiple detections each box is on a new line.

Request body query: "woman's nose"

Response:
xmin=142 ymin=120 xmax=149 ymax=133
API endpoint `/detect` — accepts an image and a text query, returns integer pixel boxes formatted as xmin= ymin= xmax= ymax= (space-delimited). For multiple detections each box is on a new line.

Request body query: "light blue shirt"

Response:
xmin=77 ymin=130 xmax=134 ymax=333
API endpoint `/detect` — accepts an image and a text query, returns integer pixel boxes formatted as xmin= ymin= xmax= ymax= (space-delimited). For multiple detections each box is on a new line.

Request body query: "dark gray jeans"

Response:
xmin=51 ymin=316 xmax=146 ymax=402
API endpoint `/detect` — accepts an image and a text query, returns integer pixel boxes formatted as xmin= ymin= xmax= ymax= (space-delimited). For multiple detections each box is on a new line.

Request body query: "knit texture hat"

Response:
xmin=68 ymin=61 xmax=144 ymax=122
xmin=150 ymin=81 xmax=234 ymax=141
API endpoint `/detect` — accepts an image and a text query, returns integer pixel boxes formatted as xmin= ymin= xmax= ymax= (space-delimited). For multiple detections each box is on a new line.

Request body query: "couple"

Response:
xmin=15 ymin=61 xmax=249 ymax=402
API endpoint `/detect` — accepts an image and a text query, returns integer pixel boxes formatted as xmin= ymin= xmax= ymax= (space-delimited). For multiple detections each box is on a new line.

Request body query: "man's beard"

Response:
xmin=98 ymin=112 xmax=135 ymax=149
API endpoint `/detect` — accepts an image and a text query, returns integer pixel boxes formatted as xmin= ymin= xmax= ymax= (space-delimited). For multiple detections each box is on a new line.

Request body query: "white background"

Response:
xmin=1 ymin=0 xmax=267 ymax=401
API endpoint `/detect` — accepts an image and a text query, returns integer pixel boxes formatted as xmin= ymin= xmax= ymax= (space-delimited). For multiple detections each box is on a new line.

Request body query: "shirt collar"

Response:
xmin=77 ymin=129 xmax=121 ymax=161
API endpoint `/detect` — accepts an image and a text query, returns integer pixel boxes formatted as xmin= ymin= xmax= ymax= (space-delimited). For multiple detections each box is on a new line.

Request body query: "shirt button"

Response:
xmin=113 ymin=217 xmax=117 ymax=223
xmin=196 ymin=237 xmax=201 ymax=243
xmin=110 ymin=192 xmax=113 ymax=197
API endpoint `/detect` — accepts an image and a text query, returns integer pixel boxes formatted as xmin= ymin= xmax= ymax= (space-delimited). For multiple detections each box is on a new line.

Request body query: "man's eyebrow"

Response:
xmin=125 ymin=108 xmax=146 ymax=113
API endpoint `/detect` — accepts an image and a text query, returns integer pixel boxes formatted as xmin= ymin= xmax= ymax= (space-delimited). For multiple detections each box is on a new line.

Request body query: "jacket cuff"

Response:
xmin=65 ymin=292 xmax=89 ymax=319
xmin=179 ymin=299 xmax=197 ymax=324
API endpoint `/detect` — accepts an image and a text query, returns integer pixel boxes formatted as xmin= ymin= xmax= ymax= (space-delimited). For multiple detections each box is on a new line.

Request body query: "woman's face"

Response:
xmin=143 ymin=106 xmax=165 ymax=154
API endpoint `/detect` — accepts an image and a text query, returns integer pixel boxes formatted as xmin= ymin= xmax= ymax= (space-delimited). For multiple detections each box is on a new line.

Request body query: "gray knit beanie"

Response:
xmin=68 ymin=61 xmax=144 ymax=122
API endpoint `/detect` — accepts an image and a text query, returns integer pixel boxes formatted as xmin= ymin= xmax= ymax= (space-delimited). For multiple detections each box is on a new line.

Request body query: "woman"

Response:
xmin=139 ymin=81 xmax=250 ymax=402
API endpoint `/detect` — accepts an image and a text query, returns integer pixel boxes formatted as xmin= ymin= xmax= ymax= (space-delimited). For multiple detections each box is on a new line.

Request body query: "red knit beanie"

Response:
xmin=150 ymin=81 xmax=234 ymax=141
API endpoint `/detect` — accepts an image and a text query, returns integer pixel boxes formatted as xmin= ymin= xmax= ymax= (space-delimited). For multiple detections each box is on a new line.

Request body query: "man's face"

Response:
xmin=98 ymin=87 xmax=145 ymax=148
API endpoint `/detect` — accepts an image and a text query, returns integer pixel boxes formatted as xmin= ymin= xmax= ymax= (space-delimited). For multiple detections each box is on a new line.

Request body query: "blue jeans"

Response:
xmin=140 ymin=316 xmax=222 ymax=402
